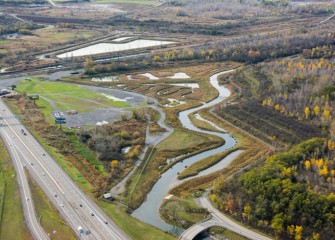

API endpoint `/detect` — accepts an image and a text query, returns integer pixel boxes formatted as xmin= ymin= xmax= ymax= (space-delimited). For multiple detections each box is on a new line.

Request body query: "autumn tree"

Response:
xmin=111 ymin=159 xmax=118 ymax=169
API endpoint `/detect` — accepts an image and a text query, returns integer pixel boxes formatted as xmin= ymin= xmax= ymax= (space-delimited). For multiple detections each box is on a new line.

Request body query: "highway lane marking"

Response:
xmin=1 ymin=127 xmax=91 ymax=239
xmin=0 ymin=102 xmax=129 ymax=240
xmin=0 ymin=129 xmax=48 ymax=240
xmin=5 ymin=134 xmax=98 ymax=240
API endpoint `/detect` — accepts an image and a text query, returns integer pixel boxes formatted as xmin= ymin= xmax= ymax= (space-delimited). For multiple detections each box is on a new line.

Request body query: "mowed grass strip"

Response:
xmin=29 ymin=176 xmax=77 ymax=240
xmin=16 ymin=78 xmax=130 ymax=114
xmin=0 ymin=139 xmax=32 ymax=240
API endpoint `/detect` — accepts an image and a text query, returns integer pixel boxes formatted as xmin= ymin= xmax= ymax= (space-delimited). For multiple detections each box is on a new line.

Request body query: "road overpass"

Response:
xmin=0 ymin=99 xmax=130 ymax=240
xmin=179 ymin=196 xmax=272 ymax=240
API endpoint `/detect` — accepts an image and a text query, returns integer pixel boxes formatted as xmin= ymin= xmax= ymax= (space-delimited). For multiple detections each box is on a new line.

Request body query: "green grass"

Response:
xmin=0 ymin=39 xmax=16 ymax=46
xmin=4 ymin=98 xmax=95 ymax=193
xmin=30 ymin=127 xmax=94 ymax=193
xmin=0 ymin=139 xmax=32 ymax=240
xmin=209 ymin=226 xmax=249 ymax=240
xmin=100 ymin=201 xmax=174 ymax=240
xmin=158 ymin=129 xmax=220 ymax=151
xmin=94 ymin=0 xmax=159 ymax=5
xmin=0 ymin=171 xmax=4 ymax=227
xmin=178 ymin=148 xmax=239 ymax=179
xmin=66 ymin=130 xmax=107 ymax=175
xmin=29 ymin=177 xmax=77 ymax=240
xmin=160 ymin=197 xmax=209 ymax=229
xmin=16 ymin=78 xmax=130 ymax=119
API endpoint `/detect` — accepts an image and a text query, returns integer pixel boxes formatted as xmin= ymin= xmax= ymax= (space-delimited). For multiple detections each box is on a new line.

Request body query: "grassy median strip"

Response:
xmin=0 ymin=139 xmax=32 ymax=240
xmin=28 ymin=176 xmax=76 ymax=240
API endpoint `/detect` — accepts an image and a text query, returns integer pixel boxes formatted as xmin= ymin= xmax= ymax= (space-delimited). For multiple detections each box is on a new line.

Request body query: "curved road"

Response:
xmin=0 ymin=127 xmax=49 ymax=240
xmin=0 ymin=99 xmax=130 ymax=240
xmin=179 ymin=196 xmax=272 ymax=240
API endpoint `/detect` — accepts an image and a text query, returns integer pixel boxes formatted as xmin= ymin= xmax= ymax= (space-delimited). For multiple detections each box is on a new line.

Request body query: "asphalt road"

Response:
xmin=0 ymin=127 xmax=49 ymax=240
xmin=0 ymin=99 xmax=130 ymax=240
xmin=181 ymin=196 xmax=272 ymax=240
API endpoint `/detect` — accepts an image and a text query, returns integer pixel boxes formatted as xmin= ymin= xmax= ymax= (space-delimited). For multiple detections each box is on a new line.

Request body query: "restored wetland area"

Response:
xmin=0 ymin=0 xmax=335 ymax=239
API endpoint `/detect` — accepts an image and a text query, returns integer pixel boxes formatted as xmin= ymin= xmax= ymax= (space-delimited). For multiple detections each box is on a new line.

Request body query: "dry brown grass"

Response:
xmin=170 ymin=107 xmax=269 ymax=197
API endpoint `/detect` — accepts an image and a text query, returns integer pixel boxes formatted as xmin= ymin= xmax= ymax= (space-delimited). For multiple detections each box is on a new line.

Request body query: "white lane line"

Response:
xmin=0 ymin=129 xmax=48 ymax=240
xmin=0 ymin=103 xmax=126 ymax=240
xmin=2 ymin=115 xmax=65 ymax=195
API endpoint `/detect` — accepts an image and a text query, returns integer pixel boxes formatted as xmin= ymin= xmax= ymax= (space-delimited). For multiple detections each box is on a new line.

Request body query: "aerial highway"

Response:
xmin=0 ymin=128 xmax=49 ymax=240
xmin=0 ymin=99 xmax=130 ymax=240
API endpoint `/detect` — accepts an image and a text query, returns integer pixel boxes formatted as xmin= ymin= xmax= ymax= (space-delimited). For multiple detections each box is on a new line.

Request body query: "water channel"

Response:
xmin=0 ymin=68 xmax=240 ymax=237
xmin=132 ymin=69 xmax=240 ymax=235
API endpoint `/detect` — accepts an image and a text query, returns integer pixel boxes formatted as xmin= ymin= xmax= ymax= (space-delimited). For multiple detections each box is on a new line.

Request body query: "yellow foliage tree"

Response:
xmin=295 ymin=226 xmax=303 ymax=240
xmin=314 ymin=105 xmax=320 ymax=116
xmin=111 ymin=159 xmax=118 ymax=169
xmin=319 ymin=165 xmax=328 ymax=176
xmin=312 ymin=232 xmax=320 ymax=240
xmin=281 ymin=167 xmax=292 ymax=177
xmin=287 ymin=225 xmax=295 ymax=236
xmin=210 ymin=193 xmax=217 ymax=203
xmin=323 ymin=109 xmax=331 ymax=120
xmin=275 ymin=104 xmax=280 ymax=111
xmin=305 ymin=160 xmax=311 ymax=170
xmin=153 ymin=55 xmax=161 ymax=62
xmin=305 ymin=107 xmax=310 ymax=119
xmin=262 ymin=99 xmax=267 ymax=106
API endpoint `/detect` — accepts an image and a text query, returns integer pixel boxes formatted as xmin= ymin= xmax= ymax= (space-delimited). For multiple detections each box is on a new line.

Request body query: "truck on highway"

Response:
xmin=78 ymin=226 xmax=83 ymax=233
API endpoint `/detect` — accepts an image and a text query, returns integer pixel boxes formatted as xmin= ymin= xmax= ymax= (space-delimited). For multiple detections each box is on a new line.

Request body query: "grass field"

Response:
xmin=209 ymin=226 xmax=249 ymax=240
xmin=29 ymin=177 xmax=77 ymax=240
xmin=0 ymin=171 xmax=4 ymax=224
xmin=160 ymin=196 xmax=209 ymax=229
xmin=16 ymin=78 xmax=130 ymax=118
xmin=93 ymin=0 xmax=159 ymax=5
xmin=0 ymin=139 xmax=32 ymax=240
xmin=0 ymin=26 xmax=99 ymax=58
xmin=100 ymin=202 xmax=174 ymax=240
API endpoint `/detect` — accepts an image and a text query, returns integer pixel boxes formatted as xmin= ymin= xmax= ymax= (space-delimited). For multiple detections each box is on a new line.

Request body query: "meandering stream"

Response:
xmin=132 ymin=69 xmax=240 ymax=235
xmin=0 ymin=68 xmax=240 ymax=237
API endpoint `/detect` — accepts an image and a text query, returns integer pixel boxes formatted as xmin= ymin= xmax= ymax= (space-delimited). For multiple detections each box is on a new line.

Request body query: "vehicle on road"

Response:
xmin=78 ymin=226 xmax=84 ymax=233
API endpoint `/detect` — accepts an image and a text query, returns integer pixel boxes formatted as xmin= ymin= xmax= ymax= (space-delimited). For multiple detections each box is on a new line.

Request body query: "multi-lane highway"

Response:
xmin=1 ymin=127 xmax=49 ymax=240
xmin=0 ymin=99 xmax=130 ymax=240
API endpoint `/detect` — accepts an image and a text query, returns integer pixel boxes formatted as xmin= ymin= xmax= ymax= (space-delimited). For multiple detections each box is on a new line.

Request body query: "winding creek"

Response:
xmin=132 ymin=69 xmax=241 ymax=235
xmin=0 ymin=68 xmax=240 ymax=237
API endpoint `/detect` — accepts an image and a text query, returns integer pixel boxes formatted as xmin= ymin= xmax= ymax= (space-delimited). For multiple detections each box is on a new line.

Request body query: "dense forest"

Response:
xmin=210 ymin=18 xmax=335 ymax=238
xmin=211 ymin=138 xmax=335 ymax=239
